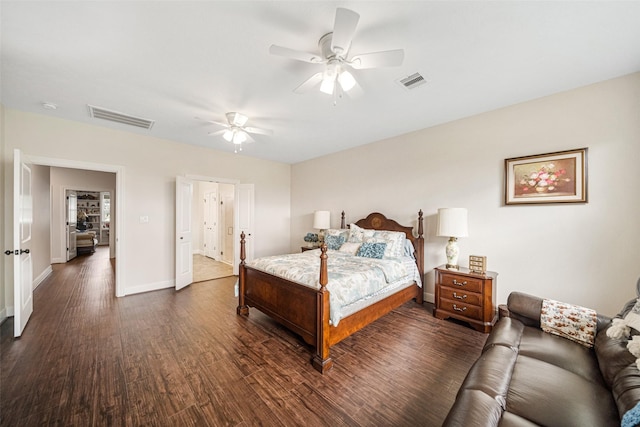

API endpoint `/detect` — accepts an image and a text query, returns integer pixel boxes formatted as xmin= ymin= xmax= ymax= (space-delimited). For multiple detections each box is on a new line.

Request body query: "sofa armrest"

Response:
xmin=507 ymin=292 xmax=543 ymax=328
xmin=507 ymin=291 xmax=612 ymax=332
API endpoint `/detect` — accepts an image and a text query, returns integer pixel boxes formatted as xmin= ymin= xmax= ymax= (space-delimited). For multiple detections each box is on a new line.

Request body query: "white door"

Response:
xmin=175 ymin=176 xmax=193 ymax=290
xmin=13 ymin=149 xmax=34 ymax=337
xmin=66 ymin=190 xmax=77 ymax=260
xmin=203 ymin=191 xmax=218 ymax=259
xmin=235 ymin=183 xmax=254 ymax=275
xmin=221 ymin=193 xmax=234 ymax=264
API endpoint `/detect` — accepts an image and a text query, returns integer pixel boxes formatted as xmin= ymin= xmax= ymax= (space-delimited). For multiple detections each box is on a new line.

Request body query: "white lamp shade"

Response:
xmin=313 ymin=210 xmax=331 ymax=229
xmin=436 ymin=208 xmax=469 ymax=238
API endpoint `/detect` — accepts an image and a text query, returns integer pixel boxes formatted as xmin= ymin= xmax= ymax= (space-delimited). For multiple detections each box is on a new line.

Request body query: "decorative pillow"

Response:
xmin=325 ymin=235 xmax=345 ymax=250
xmin=540 ymin=298 xmax=597 ymax=348
xmin=338 ymin=242 xmax=361 ymax=255
xmin=356 ymin=242 xmax=387 ymax=259
xmin=368 ymin=230 xmax=405 ymax=258
xmin=347 ymin=223 xmax=375 ymax=243
xmin=325 ymin=228 xmax=349 ymax=240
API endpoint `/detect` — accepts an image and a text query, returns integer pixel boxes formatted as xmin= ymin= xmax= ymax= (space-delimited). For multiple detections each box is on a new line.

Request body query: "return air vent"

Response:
xmin=397 ymin=72 xmax=427 ymax=90
xmin=88 ymin=105 xmax=155 ymax=130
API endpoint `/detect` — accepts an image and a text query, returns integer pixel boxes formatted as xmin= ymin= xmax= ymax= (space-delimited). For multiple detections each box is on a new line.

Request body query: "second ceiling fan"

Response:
xmin=269 ymin=7 xmax=405 ymax=97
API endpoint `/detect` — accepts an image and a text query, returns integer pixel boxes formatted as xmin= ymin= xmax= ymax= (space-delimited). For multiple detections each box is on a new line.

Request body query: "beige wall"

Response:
xmin=291 ymin=72 xmax=640 ymax=315
xmin=31 ymin=165 xmax=51 ymax=288
xmin=2 ymin=110 xmax=291 ymax=315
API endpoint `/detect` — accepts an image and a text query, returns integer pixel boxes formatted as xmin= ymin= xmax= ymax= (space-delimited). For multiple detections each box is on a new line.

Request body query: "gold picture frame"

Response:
xmin=505 ymin=148 xmax=588 ymax=205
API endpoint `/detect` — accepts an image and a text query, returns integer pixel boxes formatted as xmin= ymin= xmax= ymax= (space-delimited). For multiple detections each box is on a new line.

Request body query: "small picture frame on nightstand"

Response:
xmin=469 ymin=255 xmax=487 ymax=275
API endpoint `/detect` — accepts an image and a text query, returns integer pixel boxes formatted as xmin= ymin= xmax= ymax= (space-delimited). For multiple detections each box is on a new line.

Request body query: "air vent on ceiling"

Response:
xmin=88 ymin=105 xmax=155 ymax=130
xmin=397 ymin=72 xmax=427 ymax=90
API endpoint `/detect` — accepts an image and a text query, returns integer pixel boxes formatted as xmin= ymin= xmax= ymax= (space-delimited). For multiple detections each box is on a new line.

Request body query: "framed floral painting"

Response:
xmin=505 ymin=148 xmax=588 ymax=205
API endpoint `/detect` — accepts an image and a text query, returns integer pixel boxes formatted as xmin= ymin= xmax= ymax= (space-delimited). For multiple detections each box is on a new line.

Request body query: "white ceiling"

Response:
xmin=2 ymin=1 xmax=640 ymax=164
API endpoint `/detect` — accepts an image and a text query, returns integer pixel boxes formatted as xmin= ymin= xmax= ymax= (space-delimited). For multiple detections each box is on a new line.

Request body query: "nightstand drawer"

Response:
xmin=439 ymin=273 xmax=483 ymax=293
xmin=439 ymin=287 xmax=482 ymax=306
xmin=438 ymin=299 xmax=483 ymax=321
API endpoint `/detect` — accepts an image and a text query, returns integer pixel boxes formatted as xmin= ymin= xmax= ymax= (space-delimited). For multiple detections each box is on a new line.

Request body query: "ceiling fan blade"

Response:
xmin=226 ymin=112 xmax=248 ymax=127
xmin=293 ymin=72 xmax=324 ymax=94
xmin=331 ymin=8 xmax=359 ymax=56
xmin=195 ymin=117 xmax=229 ymax=128
xmin=269 ymin=45 xmax=324 ymax=64
xmin=350 ymin=49 xmax=405 ymax=69
xmin=245 ymin=126 xmax=274 ymax=136
xmin=207 ymin=129 xmax=227 ymax=136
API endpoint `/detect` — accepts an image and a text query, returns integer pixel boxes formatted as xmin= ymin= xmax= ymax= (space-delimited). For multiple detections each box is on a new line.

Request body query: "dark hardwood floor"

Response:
xmin=0 ymin=247 xmax=487 ymax=426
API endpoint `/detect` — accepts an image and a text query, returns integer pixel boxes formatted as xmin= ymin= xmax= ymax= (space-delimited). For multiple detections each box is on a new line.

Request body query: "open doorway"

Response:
xmin=26 ymin=154 xmax=124 ymax=297
xmin=191 ymin=180 xmax=234 ymax=282
xmin=175 ymin=176 xmax=253 ymax=290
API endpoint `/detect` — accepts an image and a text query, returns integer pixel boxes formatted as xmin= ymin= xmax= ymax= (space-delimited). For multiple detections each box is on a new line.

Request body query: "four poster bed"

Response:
xmin=236 ymin=211 xmax=424 ymax=373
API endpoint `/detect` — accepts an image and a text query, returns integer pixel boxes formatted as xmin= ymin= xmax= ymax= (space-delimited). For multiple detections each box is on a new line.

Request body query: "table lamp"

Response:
xmin=313 ymin=210 xmax=331 ymax=244
xmin=436 ymin=208 xmax=468 ymax=270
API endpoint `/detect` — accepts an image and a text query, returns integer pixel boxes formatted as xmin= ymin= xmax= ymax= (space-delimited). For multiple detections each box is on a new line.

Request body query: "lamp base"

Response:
xmin=445 ymin=237 xmax=460 ymax=270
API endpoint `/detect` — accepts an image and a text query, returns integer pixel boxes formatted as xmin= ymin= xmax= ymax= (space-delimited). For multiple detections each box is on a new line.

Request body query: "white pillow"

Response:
xmin=338 ymin=242 xmax=361 ymax=255
xmin=348 ymin=223 xmax=375 ymax=243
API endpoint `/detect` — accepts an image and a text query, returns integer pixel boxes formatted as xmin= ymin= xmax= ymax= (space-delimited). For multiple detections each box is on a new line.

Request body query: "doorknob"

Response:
xmin=20 ymin=249 xmax=30 ymax=254
xmin=4 ymin=250 xmax=13 ymax=256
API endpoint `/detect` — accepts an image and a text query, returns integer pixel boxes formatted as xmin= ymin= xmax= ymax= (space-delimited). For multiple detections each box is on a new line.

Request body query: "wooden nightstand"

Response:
xmin=433 ymin=265 xmax=498 ymax=333
xmin=301 ymin=246 xmax=317 ymax=252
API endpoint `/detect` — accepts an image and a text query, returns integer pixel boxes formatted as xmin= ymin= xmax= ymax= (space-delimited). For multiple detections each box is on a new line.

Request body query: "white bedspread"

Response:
xmin=247 ymin=249 xmax=422 ymax=326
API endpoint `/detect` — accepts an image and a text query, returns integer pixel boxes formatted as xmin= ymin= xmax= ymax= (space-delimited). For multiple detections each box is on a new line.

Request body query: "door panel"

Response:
xmin=14 ymin=149 xmax=34 ymax=337
xmin=235 ymin=183 xmax=254 ymax=275
xmin=175 ymin=176 xmax=193 ymax=290
xmin=66 ymin=190 xmax=77 ymax=260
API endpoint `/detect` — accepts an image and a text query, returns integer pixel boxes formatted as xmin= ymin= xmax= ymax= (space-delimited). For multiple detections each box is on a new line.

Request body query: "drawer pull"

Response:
xmin=452 ymin=279 xmax=468 ymax=286
xmin=452 ymin=292 xmax=467 ymax=300
xmin=453 ymin=304 xmax=467 ymax=312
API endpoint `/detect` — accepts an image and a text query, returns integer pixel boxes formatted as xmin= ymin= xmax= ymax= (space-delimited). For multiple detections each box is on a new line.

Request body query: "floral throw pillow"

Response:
xmin=356 ymin=242 xmax=387 ymax=259
xmin=325 ymin=235 xmax=345 ymax=250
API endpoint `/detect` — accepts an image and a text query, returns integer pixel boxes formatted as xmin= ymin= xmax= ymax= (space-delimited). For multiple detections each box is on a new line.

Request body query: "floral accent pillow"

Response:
xmin=325 ymin=235 xmax=345 ymax=250
xmin=348 ymin=223 xmax=376 ymax=243
xmin=368 ymin=230 xmax=406 ymax=258
xmin=356 ymin=242 xmax=387 ymax=259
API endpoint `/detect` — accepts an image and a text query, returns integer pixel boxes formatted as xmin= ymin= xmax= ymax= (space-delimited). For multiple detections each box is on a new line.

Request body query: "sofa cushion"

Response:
xmin=517 ymin=326 xmax=606 ymax=385
xmin=506 ymin=355 xmax=618 ymax=426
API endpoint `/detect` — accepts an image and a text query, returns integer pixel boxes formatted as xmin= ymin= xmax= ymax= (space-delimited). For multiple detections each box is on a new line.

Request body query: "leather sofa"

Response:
xmin=443 ymin=288 xmax=640 ymax=426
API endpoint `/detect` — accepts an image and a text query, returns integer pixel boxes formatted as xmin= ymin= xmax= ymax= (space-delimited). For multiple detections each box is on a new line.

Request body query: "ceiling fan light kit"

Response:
xmin=269 ymin=7 xmax=405 ymax=100
xmin=201 ymin=111 xmax=272 ymax=154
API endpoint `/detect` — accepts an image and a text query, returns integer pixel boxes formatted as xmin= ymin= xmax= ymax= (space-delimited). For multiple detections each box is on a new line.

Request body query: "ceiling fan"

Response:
xmin=202 ymin=112 xmax=273 ymax=153
xmin=269 ymin=7 xmax=404 ymax=99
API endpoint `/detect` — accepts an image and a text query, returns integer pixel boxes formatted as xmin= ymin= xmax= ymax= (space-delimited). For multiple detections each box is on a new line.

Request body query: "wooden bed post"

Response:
xmin=340 ymin=211 xmax=346 ymax=229
xmin=236 ymin=231 xmax=249 ymax=316
xmin=415 ymin=210 xmax=424 ymax=304
xmin=312 ymin=243 xmax=333 ymax=373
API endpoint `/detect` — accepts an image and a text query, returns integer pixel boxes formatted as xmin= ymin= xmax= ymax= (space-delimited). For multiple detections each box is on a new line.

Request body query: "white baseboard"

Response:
xmin=33 ymin=266 xmax=53 ymax=290
xmin=424 ymin=292 xmax=435 ymax=304
xmin=6 ymin=306 xmax=14 ymax=317
xmin=193 ymin=249 xmax=203 ymax=255
xmin=51 ymin=257 xmax=66 ymax=264
xmin=0 ymin=307 xmax=7 ymax=325
xmin=125 ymin=280 xmax=174 ymax=296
